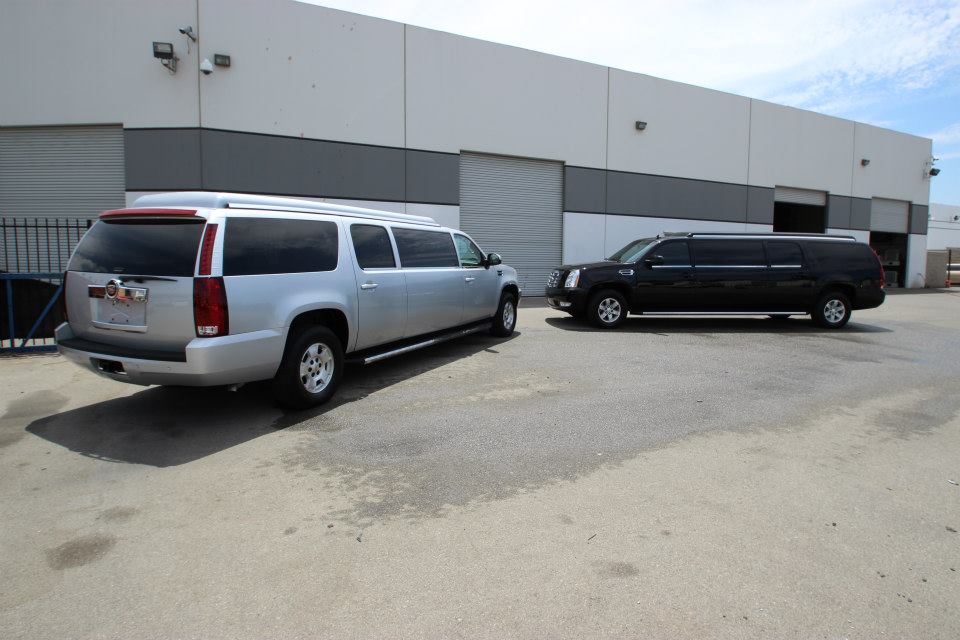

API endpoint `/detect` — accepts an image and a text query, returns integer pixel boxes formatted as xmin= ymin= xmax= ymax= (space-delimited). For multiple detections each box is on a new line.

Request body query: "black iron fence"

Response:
xmin=1 ymin=218 xmax=92 ymax=352
xmin=1 ymin=217 xmax=92 ymax=274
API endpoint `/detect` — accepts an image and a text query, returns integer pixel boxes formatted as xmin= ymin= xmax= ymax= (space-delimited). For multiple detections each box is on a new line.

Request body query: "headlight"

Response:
xmin=564 ymin=269 xmax=580 ymax=288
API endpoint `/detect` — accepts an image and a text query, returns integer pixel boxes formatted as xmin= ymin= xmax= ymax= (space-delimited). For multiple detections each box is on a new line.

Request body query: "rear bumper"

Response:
xmin=854 ymin=288 xmax=886 ymax=310
xmin=545 ymin=287 xmax=589 ymax=312
xmin=55 ymin=323 xmax=284 ymax=387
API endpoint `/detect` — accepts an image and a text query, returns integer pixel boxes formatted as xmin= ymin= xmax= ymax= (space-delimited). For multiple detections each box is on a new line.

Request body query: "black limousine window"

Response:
xmin=806 ymin=242 xmax=877 ymax=270
xmin=392 ymin=228 xmax=459 ymax=268
xmin=766 ymin=242 xmax=804 ymax=267
xmin=351 ymin=224 xmax=396 ymax=269
xmin=223 ymin=218 xmax=338 ymax=275
xmin=652 ymin=241 xmax=690 ymax=266
xmin=692 ymin=240 xmax=766 ymax=267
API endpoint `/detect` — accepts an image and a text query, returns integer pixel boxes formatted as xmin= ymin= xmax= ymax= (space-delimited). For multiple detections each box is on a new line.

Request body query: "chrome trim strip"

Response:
xmin=227 ymin=202 xmax=441 ymax=227
xmin=650 ymin=265 xmax=692 ymax=269
xmin=90 ymin=320 xmax=149 ymax=333
xmin=639 ymin=311 xmax=807 ymax=315
xmin=693 ymin=265 xmax=768 ymax=269
xmin=362 ymin=323 xmax=492 ymax=365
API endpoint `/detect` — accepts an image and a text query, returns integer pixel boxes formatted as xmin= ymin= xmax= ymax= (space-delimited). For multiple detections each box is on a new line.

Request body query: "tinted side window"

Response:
xmin=454 ymin=234 xmax=484 ymax=267
xmin=350 ymin=224 xmax=396 ymax=269
xmin=68 ymin=220 xmax=204 ymax=277
xmin=692 ymin=240 xmax=766 ymax=266
xmin=766 ymin=242 xmax=804 ymax=267
xmin=651 ymin=241 xmax=690 ymax=266
xmin=806 ymin=242 xmax=876 ymax=270
xmin=223 ymin=218 xmax=338 ymax=276
xmin=392 ymin=228 xmax=459 ymax=268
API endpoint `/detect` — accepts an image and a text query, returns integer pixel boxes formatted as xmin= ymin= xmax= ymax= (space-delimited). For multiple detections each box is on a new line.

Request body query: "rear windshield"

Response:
xmin=68 ymin=219 xmax=204 ymax=277
xmin=805 ymin=242 xmax=877 ymax=270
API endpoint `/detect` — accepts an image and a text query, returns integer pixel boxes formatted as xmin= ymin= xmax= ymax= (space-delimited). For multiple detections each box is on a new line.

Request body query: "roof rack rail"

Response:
xmin=682 ymin=232 xmax=856 ymax=241
xmin=131 ymin=191 xmax=440 ymax=227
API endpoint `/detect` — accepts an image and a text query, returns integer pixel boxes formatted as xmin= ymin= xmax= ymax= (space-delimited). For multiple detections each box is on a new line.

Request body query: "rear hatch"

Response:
xmin=65 ymin=212 xmax=206 ymax=353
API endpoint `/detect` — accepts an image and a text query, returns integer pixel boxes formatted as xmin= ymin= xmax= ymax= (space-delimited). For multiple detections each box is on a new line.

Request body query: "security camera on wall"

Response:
xmin=199 ymin=58 xmax=214 ymax=75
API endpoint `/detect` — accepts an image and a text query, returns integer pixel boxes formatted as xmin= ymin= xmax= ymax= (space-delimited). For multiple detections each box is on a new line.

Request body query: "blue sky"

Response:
xmin=309 ymin=0 xmax=960 ymax=204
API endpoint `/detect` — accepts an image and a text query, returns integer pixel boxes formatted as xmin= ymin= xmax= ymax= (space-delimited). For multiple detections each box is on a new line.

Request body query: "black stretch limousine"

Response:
xmin=545 ymin=232 xmax=886 ymax=329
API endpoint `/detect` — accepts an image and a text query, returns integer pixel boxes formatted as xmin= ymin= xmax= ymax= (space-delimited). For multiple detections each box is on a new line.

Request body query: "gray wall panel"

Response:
xmin=564 ymin=166 xmax=606 ymax=213
xmin=125 ymin=129 xmax=201 ymax=190
xmin=606 ymin=171 xmax=747 ymax=222
xmin=406 ymin=150 xmax=458 ymax=204
xmin=850 ymin=197 xmax=871 ymax=230
xmin=746 ymin=186 xmax=774 ymax=224
xmin=827 ymin=195 xmax=852 ymax=229
xmin=307 ymin=139 xmax=405 ymax=201
xmin=910 ymin=204 xmax=929 ymax=235
xmin=201 ymin=130 xmax=307 ymax=195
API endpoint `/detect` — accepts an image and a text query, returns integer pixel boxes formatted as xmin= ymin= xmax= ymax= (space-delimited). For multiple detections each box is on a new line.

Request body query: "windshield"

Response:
xmin=607 ymin=238 xmax=656 ymax=263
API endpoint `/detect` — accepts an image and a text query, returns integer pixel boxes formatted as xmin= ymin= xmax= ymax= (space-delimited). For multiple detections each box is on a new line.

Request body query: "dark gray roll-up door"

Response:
xmin=459 ymin=152 xmax=563 ymax=296
xmin=870 ymin=198 xmax=909 ymax=233
xmin=0 ymin=125 xmax=125 ymax=219
xmin=0 ymin=125 xmax=124 ymax=271
xmin=774 ymin=186 xmax=827 ymax=206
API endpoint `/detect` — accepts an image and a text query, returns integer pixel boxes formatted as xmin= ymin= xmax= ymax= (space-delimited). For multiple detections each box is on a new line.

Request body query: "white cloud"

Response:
xmin=929 ymin=123 xmax=960 ymax=146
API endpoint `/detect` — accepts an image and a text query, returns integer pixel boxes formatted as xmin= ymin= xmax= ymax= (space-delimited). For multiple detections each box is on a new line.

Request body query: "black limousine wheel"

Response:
xmin=812 ymin=291 xmax=852 ymax=329
xmin=588 ymin=289 xmax=627 ymax=329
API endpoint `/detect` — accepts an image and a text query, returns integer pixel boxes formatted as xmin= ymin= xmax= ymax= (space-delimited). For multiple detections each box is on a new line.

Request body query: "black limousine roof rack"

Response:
xmin=657 ymin=232 xmax=856 ymax=241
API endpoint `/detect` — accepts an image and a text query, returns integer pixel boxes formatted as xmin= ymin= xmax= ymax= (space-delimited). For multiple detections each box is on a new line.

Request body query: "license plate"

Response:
xmin=89 ymin=281 xmax=148 ymax=332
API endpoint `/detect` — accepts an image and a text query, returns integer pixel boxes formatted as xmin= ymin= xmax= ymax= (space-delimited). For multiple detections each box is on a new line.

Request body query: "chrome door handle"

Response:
xmin=360 ymin=282 xmax=379 ymax=290
xmin=464 ymin=277 xmax=476 ymax=283
xmin=619 ymin=269 xmax=634 ymax=276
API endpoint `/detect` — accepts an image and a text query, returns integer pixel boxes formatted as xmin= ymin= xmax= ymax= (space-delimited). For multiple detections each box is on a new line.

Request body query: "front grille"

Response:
xmin=547 ymin=269 xmax=564 ymax=288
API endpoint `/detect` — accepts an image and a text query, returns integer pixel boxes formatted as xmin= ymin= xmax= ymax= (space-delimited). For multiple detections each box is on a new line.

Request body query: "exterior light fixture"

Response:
xmin=152 ymin=42 xmax=178 ymax=73
xmin=635 ymin=121 xmax=647 ymax=131
xmin=214 ymin=54 xmax=231 ymax=67
xmin=929 ymin=167 xmax=940 ymax=176
xmin=860 ymin=158 xmax=870 ymax=166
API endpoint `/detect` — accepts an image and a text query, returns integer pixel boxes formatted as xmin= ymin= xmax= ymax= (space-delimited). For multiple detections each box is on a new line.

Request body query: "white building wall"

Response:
xmin=748 ymin=101 xmax=855 ymax=195
xmin=907 ymin=234 xmax=928 ymax=288
xmin=606 ymin=71 xmax=751 ymax=183
xmin=852 ymin=124 xmax=933 ymax=205
xmin=927 ymin=203 xmax=960 ymax=251
xmin=198 ymin=0 xmax=405 ymax=147
xmin=405 ymin=26 xmax=608 ymax=166
xmin=0 ymin=0 xmax=200 ymax=128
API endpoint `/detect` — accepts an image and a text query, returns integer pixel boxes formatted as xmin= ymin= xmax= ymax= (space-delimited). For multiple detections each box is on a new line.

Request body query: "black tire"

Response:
xmin=588 ymin=289 xmax=628 ymax=329
xmin=272 ymin=325 xmax=344 ymax=409
xmin=490 ymin=291 xmax=518 ymax=337
xmin=811 ymin=291 xmax=852 ymax=329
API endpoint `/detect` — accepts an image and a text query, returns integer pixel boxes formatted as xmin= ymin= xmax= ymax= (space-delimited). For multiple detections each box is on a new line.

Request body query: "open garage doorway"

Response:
xmin=870 ymin=231 xmax=908 ymax=288
xmin=773 ymin=202 xmax=826 ymax=233
xmin=773 ymin=186 xmax=826 ymax=233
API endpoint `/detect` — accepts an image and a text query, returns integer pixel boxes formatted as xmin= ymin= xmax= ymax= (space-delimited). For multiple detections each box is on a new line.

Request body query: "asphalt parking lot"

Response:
xmin=2 ymin=290 xmax=960 ymax=639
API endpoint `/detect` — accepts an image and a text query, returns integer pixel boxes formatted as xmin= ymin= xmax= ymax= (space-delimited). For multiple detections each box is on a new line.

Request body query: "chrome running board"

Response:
xmin=359 ymin=322 xmax=492 ymax=365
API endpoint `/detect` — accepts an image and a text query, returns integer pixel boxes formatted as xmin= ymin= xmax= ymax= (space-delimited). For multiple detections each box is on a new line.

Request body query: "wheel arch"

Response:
xmin=284 ymin=308 xmax=349 ymax=355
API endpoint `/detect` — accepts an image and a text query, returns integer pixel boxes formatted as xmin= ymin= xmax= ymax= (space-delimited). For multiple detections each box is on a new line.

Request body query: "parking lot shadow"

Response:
xmin=544 ymin=315 xmax=892 ymax=334
xmin=25 ymin=332 xmax=518 ymax=467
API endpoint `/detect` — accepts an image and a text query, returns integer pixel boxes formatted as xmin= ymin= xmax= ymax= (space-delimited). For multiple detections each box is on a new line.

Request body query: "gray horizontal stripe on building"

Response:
xmin=123 ymin=128 xmax=915 ymax=233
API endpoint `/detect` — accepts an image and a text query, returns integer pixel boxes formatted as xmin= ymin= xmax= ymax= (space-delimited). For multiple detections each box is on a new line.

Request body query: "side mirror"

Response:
xmin=644 ymin=255 xmax=664 ymax=268
xmin=487 ymin=253 xmax=502 ymax=266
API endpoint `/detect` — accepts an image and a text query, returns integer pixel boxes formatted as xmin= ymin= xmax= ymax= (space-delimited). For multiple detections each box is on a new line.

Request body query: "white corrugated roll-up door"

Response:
xmin=0 ymin=125 xmax=125 ymax=271
xmin=870 ymin=198 xmax=909 ymax=233
xmin=774 ymin=186 xmax=827 ymax=206
xmin=460 ymin=152 xmax=563 ymax=296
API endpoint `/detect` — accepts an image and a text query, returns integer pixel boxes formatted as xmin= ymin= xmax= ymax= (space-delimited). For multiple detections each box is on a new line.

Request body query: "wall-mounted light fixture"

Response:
xmin=929 ymin=167 xmax=941 ymax=176
xmin=924 ymin=156 xmax=941 ymax=178
xmin=152 ymin=41 xmax=178 ymax=74
xmin=635 ymin=121 xmax=647 ymax=131
xmin=214 ymin=54 xmax=231 ymax=68
xmin=860 ymin=158 xmax=870 ymax=166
